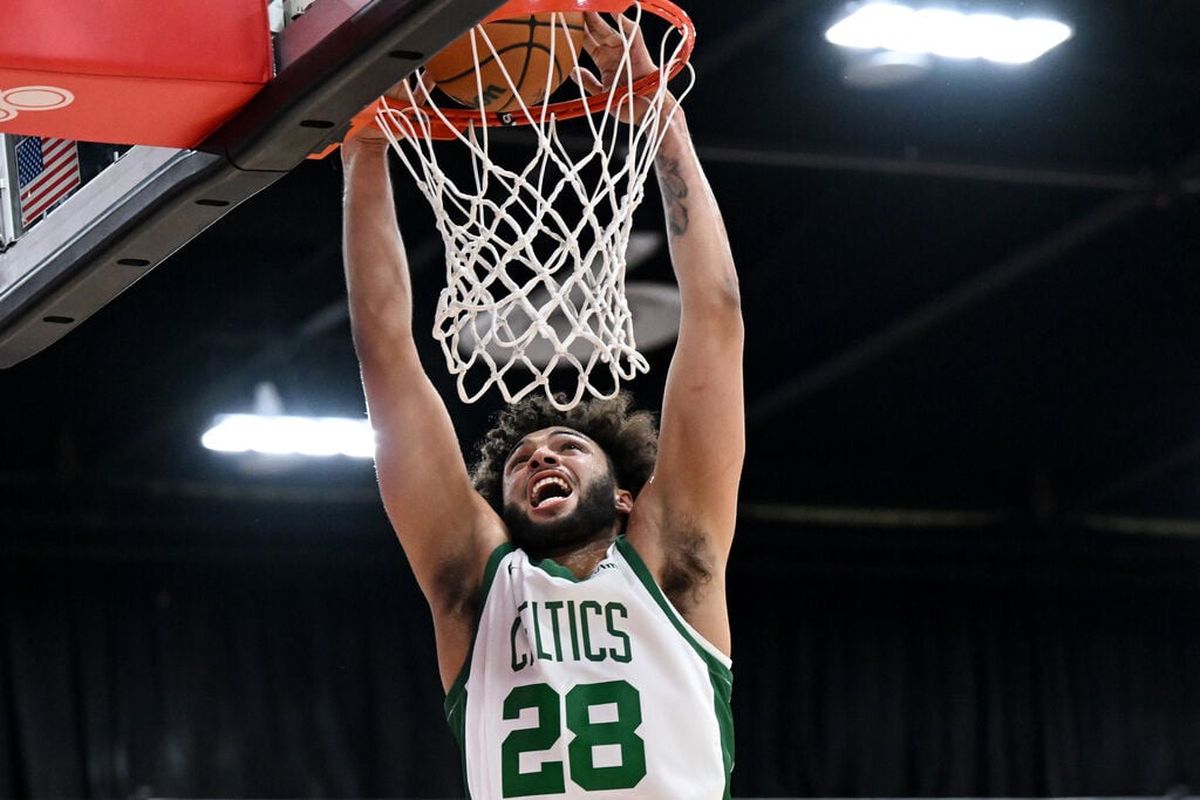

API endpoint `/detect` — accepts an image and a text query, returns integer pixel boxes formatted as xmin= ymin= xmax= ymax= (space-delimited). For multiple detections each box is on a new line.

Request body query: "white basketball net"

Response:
xmin=377 ymin=4 xmax=694 ymax=411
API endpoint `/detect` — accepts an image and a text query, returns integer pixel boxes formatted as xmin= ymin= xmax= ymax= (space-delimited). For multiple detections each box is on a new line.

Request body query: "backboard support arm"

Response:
xmin=0 ymin=0 xmax=507 ymax=368
xmin=0 ymin=135 xmax=21 ymax=248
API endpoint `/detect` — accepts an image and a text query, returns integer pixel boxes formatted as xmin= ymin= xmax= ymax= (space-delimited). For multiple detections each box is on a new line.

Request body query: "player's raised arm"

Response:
xmin=646 ymin=105 xmax=744 ymax=537
xmin=635 ymin=106 xmax=744 ymax=645
xmin=579 ymin=11 xmax=744 ymax=651
xmin=341 ymin=132 xmax=504 ymax=688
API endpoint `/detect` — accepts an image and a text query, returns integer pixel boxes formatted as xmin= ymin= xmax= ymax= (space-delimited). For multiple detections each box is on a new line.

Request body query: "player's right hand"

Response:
xmin=341 ymin=76 xmax=432 ymax=158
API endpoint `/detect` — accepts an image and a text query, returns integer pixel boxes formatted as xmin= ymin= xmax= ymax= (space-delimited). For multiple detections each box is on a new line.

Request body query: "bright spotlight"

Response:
xmin=201 ymin=414 xmax=375 ymax=459
xmin=826 ymin=3 xmax=1073 ymax=64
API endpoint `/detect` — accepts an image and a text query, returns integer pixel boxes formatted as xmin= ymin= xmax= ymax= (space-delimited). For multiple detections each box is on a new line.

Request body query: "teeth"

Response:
xmin=532 ymin=476 xmax=570 ymax=507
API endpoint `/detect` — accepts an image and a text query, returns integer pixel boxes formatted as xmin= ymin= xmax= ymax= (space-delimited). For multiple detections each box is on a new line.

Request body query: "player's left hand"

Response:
xmin=572 ymin=11 xmax=666 ymax=124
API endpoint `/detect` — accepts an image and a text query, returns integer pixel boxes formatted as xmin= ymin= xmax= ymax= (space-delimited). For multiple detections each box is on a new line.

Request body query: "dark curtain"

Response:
xmin=3 ymin=521 xmax=1200 ymax=798
xmin=1 ymin=552 xmax=454 ymax=798
xmin=731 ymin=560 xmax=1200 ymax=796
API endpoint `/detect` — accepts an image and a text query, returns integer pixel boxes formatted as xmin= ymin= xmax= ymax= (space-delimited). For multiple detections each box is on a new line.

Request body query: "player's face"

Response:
xmin=500 ymin=427 xmax=627 ymax=552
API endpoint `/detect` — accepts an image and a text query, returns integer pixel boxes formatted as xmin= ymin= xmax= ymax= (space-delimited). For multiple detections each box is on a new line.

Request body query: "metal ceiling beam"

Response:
xmin=96 ymin=238 xmax=342 ymax=472
xmin=738 ymin=145 xmax=1200 ymax=502
xmin=484 ymin=139 xmax=1163 ymax=194
xmin=747 ymin=192 xmax=1148 ymax=426
xmin=1075 ymin=513 xmax=1200 ymax=540
xmin=1058 ymin=154 xmax=1200 ymax=507
xmin=745 ymin=503 xmax=1200 ymax=540
xmin=696 ymin=144 xmax=1165 ymax=193
xmin=98 ymin=235 xmax=445 ymax=473
xmin=11 ymin=463 xmax=1200 ymax=540
xmin=740 ymin=502 xmax=1010 ymax=529
xmin=1077 ymin=434 xmax=1200 ymax=510
xmin=689 ymin=0 xmax=803 ymax=74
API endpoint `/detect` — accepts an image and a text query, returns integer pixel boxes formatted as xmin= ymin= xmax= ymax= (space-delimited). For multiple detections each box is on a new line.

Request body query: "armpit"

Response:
xmin=659 ymin=527 xmax=715 ymax=614
xmin=432 ymin=554 xmax=482 ymax=621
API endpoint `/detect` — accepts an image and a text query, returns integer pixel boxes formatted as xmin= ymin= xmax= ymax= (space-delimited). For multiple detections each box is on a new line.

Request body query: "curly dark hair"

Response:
xmin=471 ymin=392 xmax=659 ymax=512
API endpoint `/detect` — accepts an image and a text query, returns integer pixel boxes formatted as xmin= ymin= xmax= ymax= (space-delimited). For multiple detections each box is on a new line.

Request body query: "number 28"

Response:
xmin=501 ymin=680 xmax=646 ymax=797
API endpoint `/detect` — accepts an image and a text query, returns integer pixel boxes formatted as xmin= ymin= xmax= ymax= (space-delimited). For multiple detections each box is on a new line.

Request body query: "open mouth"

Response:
xmin=530 ymin=474 xmax=573 ymax=510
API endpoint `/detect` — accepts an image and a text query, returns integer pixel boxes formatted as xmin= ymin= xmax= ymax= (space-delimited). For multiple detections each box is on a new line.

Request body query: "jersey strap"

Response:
xmin=615 ymin=537 xmax=735 ymax=798
xmin=444 ymin=541 xmax=516 ymax=764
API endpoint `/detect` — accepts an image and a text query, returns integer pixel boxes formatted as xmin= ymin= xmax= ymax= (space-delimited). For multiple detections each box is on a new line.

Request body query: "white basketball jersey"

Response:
xmin=445 ymin=537 xmax=734 ymax=799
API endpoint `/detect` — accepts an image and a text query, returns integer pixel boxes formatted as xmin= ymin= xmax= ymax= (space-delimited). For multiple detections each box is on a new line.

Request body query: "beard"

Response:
xmin=503 ymin=473 xmax=619 ymax=557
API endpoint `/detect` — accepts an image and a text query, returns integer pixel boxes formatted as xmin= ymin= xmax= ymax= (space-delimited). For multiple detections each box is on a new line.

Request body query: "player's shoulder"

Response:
xmin=426 ymin=504 xmax=508 ymax=617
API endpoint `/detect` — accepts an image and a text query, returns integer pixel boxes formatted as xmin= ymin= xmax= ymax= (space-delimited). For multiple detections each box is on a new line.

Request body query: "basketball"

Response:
xmin=424 ymin=13 xmax=586 ymax=113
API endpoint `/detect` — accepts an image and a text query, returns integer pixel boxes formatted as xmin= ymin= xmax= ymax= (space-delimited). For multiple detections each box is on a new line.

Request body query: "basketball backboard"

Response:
xmin=0 ymin=0 xmax=506 ymax=368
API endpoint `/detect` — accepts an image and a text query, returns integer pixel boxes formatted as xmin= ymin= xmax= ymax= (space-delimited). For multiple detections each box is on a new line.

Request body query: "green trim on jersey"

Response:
xmin=615 ymin=536 xmax=736 ymax=800
xmin=529 ymin=554 xmax=583 ymax=582
xmin=452 ymin=693 xmax=472 ymax=800
xmin=445 ymin=542 xmax=516 ymax=720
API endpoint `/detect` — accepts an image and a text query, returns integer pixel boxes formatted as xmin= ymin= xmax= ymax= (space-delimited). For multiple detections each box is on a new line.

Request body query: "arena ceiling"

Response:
xmin=2 ymin=0 xmax=1200 ymax=543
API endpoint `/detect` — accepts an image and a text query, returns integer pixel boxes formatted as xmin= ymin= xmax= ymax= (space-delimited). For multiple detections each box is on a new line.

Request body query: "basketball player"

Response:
xmin=341 ymin=12 xmax=742 ymax=798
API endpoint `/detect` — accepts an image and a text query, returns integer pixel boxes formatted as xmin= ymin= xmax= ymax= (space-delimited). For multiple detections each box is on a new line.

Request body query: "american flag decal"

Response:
xmin=15 ymin=136 xmax=81 ymax=226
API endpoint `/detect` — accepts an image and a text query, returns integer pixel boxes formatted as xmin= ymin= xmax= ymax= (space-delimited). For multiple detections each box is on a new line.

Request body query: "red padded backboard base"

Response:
xmin=0 ymin=0 xmax=272 ymax=148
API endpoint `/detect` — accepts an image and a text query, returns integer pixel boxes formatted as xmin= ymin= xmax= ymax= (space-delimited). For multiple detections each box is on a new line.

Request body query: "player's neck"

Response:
xmin=528 ymin=525 xmax=621 ymax=580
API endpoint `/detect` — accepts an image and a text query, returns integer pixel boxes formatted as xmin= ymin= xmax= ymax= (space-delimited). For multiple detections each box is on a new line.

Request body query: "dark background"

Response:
xmin=4 ymin=0 xmax=1200 ymax=796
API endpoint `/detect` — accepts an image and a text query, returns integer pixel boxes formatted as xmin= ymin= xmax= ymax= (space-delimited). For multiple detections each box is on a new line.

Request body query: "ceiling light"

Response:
xmin=826 ymin=3 xmax=1073 ymax=65
xmin=202 ymin=382 xmax=374 ymax=460
xmin=201 ymin=414 xmax=375 ymax=459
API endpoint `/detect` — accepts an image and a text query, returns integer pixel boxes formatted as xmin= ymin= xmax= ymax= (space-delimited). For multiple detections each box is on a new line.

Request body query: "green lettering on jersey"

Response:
xmin=566 ymin=600 xmax=581 ymax=661
xmin=501 ymin=683 xmax=565 ymax=796
xmin=566 ymin=680 xmax=646 ymax=791
xmin=544 ymin=600 xmax=566 ymax=662
xmin=531 ymin=601 xmax=552 ymax=661
xmin=499 ymin=680 xmax=646 ymax=796
xmin=510 ymin=601 xmax=530 ymax=673
xmin=604 ymin=602 xmax=632 ymax=663
xmin=510 ymin=615 xmax=529 ymax=672
xmin=578 ymin=601 xmax=605 ymax=662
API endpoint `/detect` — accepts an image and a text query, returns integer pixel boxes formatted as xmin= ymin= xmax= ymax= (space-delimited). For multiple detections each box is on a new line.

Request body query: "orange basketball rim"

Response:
xmin=322 ymin=0 xmax=695 ymax=150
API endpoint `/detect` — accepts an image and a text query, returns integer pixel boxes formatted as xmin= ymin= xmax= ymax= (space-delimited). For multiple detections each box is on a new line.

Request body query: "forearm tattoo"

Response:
xmin=656 ymin=155 xmax=690 ymax=237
